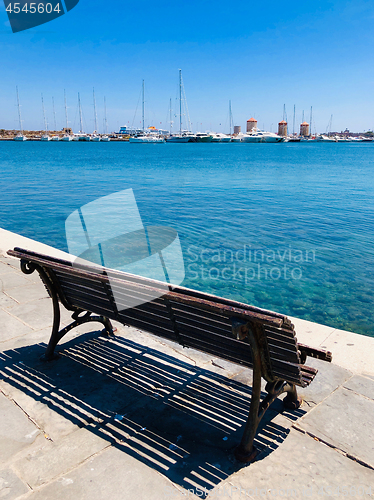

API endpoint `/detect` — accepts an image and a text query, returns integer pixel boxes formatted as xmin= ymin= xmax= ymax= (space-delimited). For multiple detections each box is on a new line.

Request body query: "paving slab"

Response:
xmin=0 ymin=264 xmax=20 ymax=276
xmin=0 ymin=310 xmax=34 ymax=343
xmin=0 ymin=292 xmax=18 ymax=308
xmin=290 ymin=316 xmax=336 ymax=346
xmin=296 ymin=387 xmax=374 ymax=469
xmin=0 ymin=228 xmax=73 ymax=262
xmin=0 ymin=468 xmax=29 ymax=500
xmin=28 ymin=446 xmax=200 ymax=500
xmin=0 ymin=378 xmax=80 ymax=442
xmin=0 ymin=392 xmax=40 ymax=466
xmin=5 ymin=299 xmax=54 ymax=331
xmin=14 ymin=426 xmax=110 ymax=488
xmin=298 ymin=357 xmax=352 ymax=406
xmin=322 ymin=328 xmax=374 ymax=377
xmin=210 ymin=429 xmax=374 ymax=499
xmin=0 ymin=326 xmax=54 ymax=353
xmin=0 ymin=272 xmax=33 ymax=290
xmin=343 ymin=375 xmax=374 ymax=401
xmin=4 ymin=282 xmax=49 ymax=305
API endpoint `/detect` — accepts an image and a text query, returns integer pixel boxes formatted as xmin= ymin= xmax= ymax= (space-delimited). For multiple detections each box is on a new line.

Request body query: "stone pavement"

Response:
xmin=0 ymin=234 xmax=374 ymax=499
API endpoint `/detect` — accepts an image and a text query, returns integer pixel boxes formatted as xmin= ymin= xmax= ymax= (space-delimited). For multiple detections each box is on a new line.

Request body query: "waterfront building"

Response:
xmin=246 ymin=118 xmax=257 ymax=133
xmin=233 ymin=125 xmax=241 ymax=135
xmin=278 ymin=120 xmax=287 ymax=137
xmin=300 ymin=121 xmax=310 ymax=137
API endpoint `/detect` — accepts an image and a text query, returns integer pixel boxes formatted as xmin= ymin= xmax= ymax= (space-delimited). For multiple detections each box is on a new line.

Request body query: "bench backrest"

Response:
xmin=8 ymin=247 xmax=313 ymax=388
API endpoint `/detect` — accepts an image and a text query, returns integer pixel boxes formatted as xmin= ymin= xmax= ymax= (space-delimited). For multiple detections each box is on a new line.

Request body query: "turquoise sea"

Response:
xmin=1 ymin=141 xmax=373 ymax=337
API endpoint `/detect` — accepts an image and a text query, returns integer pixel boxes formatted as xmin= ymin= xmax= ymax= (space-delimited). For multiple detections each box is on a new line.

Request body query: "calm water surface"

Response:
xmin=1 ymin=141 xmax=373 ymax=337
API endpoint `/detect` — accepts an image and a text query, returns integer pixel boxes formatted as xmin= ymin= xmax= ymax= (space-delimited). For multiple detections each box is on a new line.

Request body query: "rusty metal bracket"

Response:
xmin=20 ymin=259 xmax=114 ymax=361
xmin=232 ymin=318 xmax=301 ymax=463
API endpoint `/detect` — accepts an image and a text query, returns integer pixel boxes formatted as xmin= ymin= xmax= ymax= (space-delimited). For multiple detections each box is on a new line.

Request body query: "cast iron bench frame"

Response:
xmin=8 ymin=247 xmax=332 ymax=463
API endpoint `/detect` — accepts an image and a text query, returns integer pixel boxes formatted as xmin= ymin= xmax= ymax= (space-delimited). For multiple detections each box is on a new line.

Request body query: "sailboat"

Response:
xmin=61 ymin=90 xmax=73 ymax=141
xmin=41 ymin=94 xmax=51 ymax=141
xmin=129 ymin=81 xmax=165 ymax=143
xmin=14 ymin=87 xmax=27 ymax=141
xmin=166 ymin=70 xmax=193 ymax=143
xmin=101 ymin=97 xmax=110 ymax=141
xmin=50 ymin=97 xmax=60 ymax=140
xmin=91 ymin=88 xmax=101 ymax=141
xmin=73 ymin=93 xmax=90 ymax=141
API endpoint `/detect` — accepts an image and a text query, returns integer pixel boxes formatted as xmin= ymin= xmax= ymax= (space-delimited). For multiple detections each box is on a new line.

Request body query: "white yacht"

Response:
xmin=129 ymin=134 xmax=165 ymax=143
xmin=101 ymin=135 xmax=110 ymax=142
xmin=41 ymin=134 xmax=51 ymax=141
xmin=316 ymin=135 xmax=336 ymax=142
xmin=51 ymin=136 xmax=60 ymax=141
xmin=195 ymin=132 xmax=213 ymax=143
xmin=211 ymin=133 xmax=231 ymax=142
xmin=61 ymin=135 xmax=73 ymax=142
xmin=166 ymin=133 xmax=191 ymax=143
xmin=231 ymin=134 xmax=245 ymax=142
xmin=242 ymin=131 xmax=283 ymax=143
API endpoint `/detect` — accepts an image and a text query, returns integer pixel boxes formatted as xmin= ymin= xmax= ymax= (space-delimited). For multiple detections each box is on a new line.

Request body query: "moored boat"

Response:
xmin=242 ymin=131 xmax=283 ymax=143
xmin=195 ymin=132 xmax=213 ymax=143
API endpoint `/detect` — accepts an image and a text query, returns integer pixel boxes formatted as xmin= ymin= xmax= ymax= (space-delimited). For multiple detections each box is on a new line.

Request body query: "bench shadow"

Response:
xmin=0 ymin=331 xmax=306 ymax=497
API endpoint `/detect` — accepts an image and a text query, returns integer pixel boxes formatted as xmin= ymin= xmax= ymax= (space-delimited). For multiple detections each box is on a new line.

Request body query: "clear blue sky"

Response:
xmin=0 ymin=0 xmax=373 ymax=133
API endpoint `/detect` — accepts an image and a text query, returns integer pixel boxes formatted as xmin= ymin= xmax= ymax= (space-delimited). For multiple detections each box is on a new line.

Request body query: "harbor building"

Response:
xmin=300 ymin=121 xmax=310 ymax=137
xmin=278 ymin=120 xmax=287 ymax=137
xmin=233 ymin=125 xmax=241 ymax=135
xmin=246 ymin=118 xmax=257 ymax=133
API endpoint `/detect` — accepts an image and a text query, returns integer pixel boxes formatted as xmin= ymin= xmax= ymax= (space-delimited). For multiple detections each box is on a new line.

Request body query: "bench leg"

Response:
xmin=283 ymin=383 xmax=302 ymax=410
xmin=234 ymin=330 xmax=262 ymax=463
xmin=44 ymin=310 xmax=115 ymax=361
xmin=19 ymin=261 xmax=114 ymax=361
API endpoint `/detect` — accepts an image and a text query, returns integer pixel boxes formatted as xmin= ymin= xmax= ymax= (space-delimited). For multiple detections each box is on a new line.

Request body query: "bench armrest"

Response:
xmin=298 ymin=343 xmax=332 ymax=363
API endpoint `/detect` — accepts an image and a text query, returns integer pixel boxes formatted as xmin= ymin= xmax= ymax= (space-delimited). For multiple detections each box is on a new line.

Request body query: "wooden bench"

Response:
xmin=8 ymin=247 xmax=332 ymax=463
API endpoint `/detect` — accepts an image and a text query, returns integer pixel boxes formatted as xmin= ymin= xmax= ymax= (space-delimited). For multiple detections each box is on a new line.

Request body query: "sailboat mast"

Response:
xmin=52 ymin=97 xmax=57 ymax=131
xmin=93 ymin=88 xmax=98 ymax=133
xmin=293 ymin=105 xmax=295 ymax=136
xmin=229 ymin=100 xmax=232 ymax=135
xmin=78 ymin=93 xmax=83 ymax=133
xmin=64 ymin=90 xmax=69 ymax=129
xmin=104 ymin=97 xmax=108 ymax=134
xmin=16 ymin=86 xmax=23 ymax=133
xmin=169 ymin=98 xmax=172 ymax=134
xmin=41 ymin=94 xmax=47 ymax=132
xmin=179 ymin=69 xmax=182 ymax=133
xmin=309 ymin=106 xmax=313 ymax=137
xmin=142 ymin=80 xmax=145 ymax=132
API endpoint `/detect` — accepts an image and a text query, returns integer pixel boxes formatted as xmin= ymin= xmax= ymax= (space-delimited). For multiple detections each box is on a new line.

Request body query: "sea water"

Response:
xmin=1 ymin=140 xmax=373 ymax=337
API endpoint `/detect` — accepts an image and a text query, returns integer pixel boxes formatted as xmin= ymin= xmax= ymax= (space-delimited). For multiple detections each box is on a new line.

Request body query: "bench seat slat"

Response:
xmin=171 ymin=308 xmax=232 ymax=335
xmin=266 ymin=334 xmax=299 ymax=352
xmin=183 ymin=338 xmax=253 ymax=368
xmin=170 ymin=301 xmax=232 ymax=327
xmin=268 ymin=344 xmax=300 ymax=364
xmin=59 ymin=282 xmax=109 ymax=303
xmin=177 ymin=323 xmax=253 ymax=356
xmin=174 ymin=316 xmax=235 ymax=340
xmin=177 ymin=330 xmax=253 ymax=365
xmin=55 ymin=270 xmax=108 ymax=290
xmin=69 ymin=297 xmax=115 ymax=319
xmin=116 ymin=313 xmax=178 ymax=341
